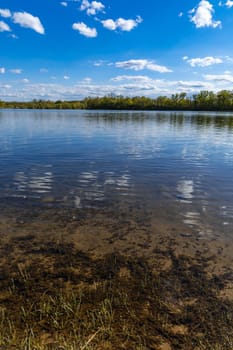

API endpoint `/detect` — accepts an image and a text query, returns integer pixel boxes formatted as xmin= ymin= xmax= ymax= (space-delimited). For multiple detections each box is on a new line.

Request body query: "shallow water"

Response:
xmin=1 ymin=109 xmax=233 ymax=240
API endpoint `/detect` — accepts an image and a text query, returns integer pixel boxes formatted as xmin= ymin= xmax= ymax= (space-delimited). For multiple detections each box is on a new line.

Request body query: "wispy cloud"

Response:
xmin=0 ymin=20 xmax=11 ymax=32
xmin=111 ymin=75 xmax=153 ymax=83
xmin=40 ymin=68 xmax=49 ymax=73
xmin=60 ymin=2 xmax=68 ymax=7
xmin=9 ymin=69 xmax=22 ymax=74
xmin=72 ymin=22 xmax=97 ymax=37
xmin=3 ymin=75 xmax=233 ymax=101
xmin=189 ymin=0 xmax=221 ymax=28
xmin=10 ymin=33 xmax=18 ymax=39
xmin=12 ymin=11 xmax=45 ymax=34
xmin=93 ymin=60 xmax=105 ymax=67
xmin=0 ymin=67 xmax=5 ymax=74
xmin=203 ymin=73 xmax=233 ymax=82
xmin=22 ymin=78 xmax=29 ymax=83
xmin=102 ymin=16 xmax=142 ymax=32
xmin=183 ymin=56 xmax=223 ymax=67
xmin=114 ymin=59 xmax=172 ymax=73
xmin=219 ymin=0 xmax=233 ymax=8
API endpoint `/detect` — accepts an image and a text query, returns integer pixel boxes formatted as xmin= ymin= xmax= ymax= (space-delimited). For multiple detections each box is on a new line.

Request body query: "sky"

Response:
xmin=1 ymin=0 xmax=233 ymax=101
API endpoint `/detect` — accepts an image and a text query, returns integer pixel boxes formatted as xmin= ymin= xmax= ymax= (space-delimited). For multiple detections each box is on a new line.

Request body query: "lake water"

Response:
xmin=1 ymin=109 xmax=233 ymax=241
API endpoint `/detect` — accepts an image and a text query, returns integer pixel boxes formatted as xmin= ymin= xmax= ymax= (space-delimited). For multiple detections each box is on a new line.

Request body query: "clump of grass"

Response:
xmin=0 ymin=236 xmax=232 ymax=349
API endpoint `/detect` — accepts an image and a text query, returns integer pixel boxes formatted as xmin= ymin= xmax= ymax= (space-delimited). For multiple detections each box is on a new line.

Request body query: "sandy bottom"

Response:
xmin=1 ymin=202 xmax=232 ymax=275
xmin=0 ymin=203 xmax=233 ymax=349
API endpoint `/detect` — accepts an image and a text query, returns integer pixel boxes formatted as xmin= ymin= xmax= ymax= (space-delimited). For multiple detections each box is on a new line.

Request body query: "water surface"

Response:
xmin=1 ymin=109 xmax=233 ymax=240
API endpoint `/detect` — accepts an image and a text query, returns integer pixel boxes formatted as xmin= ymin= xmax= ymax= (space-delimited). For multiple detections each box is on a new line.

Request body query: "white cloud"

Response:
xmin=114 ymin=59 xmax=172 ymax=73
xmin=64 ymin=75 xmax=70 ymax=80
xmin=219 ymin=0 xmax=233 ymax=7
xmin=80 ymin=0 xmax=105 ymax=15
xmin=82 ymin=77 xmax=92 ymax=84
xmin=12 ymin=11 xmax=45 ymax=34
xmin=183 ymin=56 xmax=223 ymax=67
xmin=203 ymin=73 xmax=233 ymax=82
xmin=0 ymin=77 xmax=222 ymax=101
xmin=93 ymin=60 xmax=105 ymax=66
xmin=0 ymin=20 xmax=11 ymax=32
xmin=102 ymin=16 xmax=142 ymax=32
xmin=10 ymin=33 xmax=18 ymax=39
xmin=176 ymin=80 xmax=210 ymax=89
xmin=80 ymin=0 xmax=89 ymax=11
xmin=72 ymin=22 xmax=97 ymax=37
xmin=190 ymin=0 xmax=221 ymax=28
xmin=9 ymin=69 xmax=22 ymax=74
xmin=111 ymin=75 xmax=153 ymax=83
xmin=0 ymin=67 xmax=5 ymax=74
xmin=226 ymin=0 xmax=233 ymax=7
xmin=22 ymin=78 xmax=29 ymax=83
xmin=0 ymin=9 xmax=11 ymax=18
xmin=60 ymin=2 xmax=68 ymax=7
xmin=101 ymin=19 xmax=117 ymax=30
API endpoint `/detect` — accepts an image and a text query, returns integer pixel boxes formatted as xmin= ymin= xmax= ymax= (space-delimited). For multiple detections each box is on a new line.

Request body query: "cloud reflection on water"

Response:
xmin=13 ymin=166 xmax=53 ymax=196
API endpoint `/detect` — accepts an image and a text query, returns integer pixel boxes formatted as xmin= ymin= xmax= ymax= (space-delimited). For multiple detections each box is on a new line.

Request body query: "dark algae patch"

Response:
xmin=0 ymin=232 xmax=233 ymax=349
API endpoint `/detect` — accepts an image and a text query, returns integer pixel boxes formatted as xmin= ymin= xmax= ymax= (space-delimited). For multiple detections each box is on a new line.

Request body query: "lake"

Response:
xmin=1 ymin=109 xmax=233 ymax=240
xmin=1 ymin=109 xmax=233 ymax=348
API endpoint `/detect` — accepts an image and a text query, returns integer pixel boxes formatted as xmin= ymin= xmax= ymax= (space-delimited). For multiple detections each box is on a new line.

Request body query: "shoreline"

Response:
xmin=1 ymin=90 xmax=233 ymax=112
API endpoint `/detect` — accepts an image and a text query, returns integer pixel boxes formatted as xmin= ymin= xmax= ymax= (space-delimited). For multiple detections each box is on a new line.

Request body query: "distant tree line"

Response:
xmin=1 ymin=90 xmax=233 ymax=111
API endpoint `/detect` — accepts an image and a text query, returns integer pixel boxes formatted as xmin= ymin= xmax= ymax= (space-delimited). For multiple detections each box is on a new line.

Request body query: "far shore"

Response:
xmin=1 ymin=90 xmax=233 ymax=111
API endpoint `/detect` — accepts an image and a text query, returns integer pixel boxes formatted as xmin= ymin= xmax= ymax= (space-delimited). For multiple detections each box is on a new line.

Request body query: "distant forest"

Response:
xmin=1 ymin=90 xmax=233 ymax=111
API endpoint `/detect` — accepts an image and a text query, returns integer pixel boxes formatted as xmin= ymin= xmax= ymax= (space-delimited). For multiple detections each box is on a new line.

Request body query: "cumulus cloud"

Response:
xmin=0 ymin=8 xmax=11 ymax=18
xmin=183 ymin=56 xmax=223 ymax=67
xmin=60 ymin=2 xmax=68 ymax=7
xmin=72 ymin=22 xmax=97 ymax=37
xmin=0 ymin=67 xmax=5 ymax=74
xmin=102 ymin=16 xmax=142 ymax=32
xmin=80 ymin=0 xmax=105 ymax=15
xmin=114 ymin=59 xmax=172 ymax=73
xmin=64 ymin=75 xmax=70 ymax=80
xmin=0 ymin=20 xmax=11 ymax=32
xmin=190 ymin=0 xmax=221 ymax=28
xmin=12 ymin=11 xmax=45 ymax=34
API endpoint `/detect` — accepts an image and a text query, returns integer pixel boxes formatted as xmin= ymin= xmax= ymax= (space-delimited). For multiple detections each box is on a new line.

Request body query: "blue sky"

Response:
xmin=1 ymin=0 xmax=233 ymax=101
